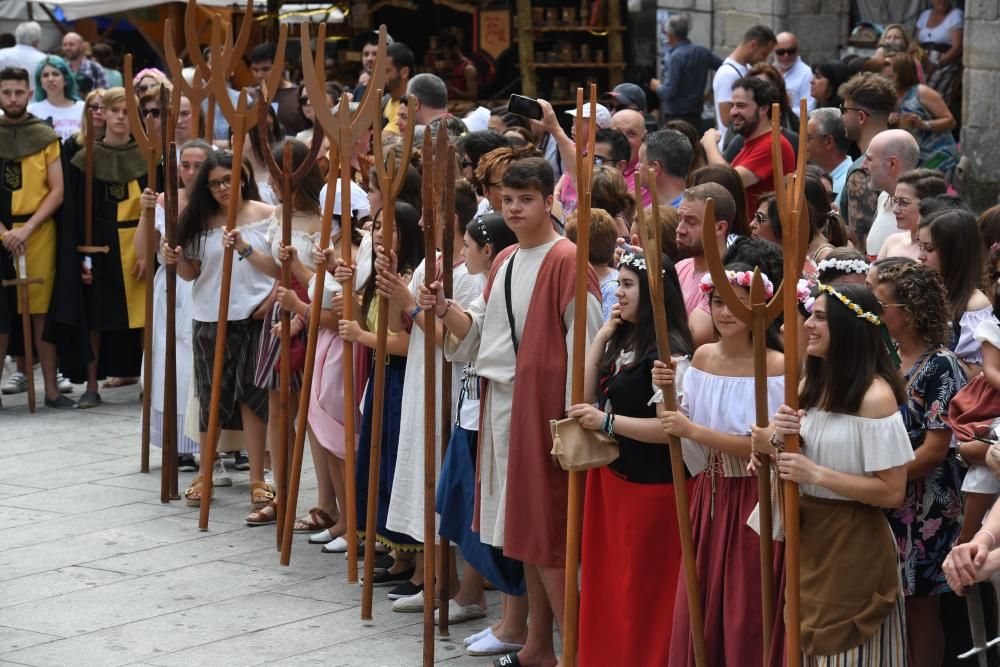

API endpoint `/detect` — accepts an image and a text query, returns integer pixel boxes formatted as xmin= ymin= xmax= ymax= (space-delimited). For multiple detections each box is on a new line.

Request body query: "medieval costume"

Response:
xmin=447 ymin=238 xmax=602 ymax=567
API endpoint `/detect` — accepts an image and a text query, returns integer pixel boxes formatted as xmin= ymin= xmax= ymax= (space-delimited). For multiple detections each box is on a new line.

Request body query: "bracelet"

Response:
xmin=237 ymin=245 xmax=253 ymax=261
xmin=769 ymin=431 xmax=785 ymax=453
xmin=975 ymin=530 xmax=997 ymax=549
xmin=436 ymin=299 xmax=452 ymax=319
xmin=602 ymin=411 xmax=615 ymax=437
xmin=407 ymin=306 xmax=422 ymax=321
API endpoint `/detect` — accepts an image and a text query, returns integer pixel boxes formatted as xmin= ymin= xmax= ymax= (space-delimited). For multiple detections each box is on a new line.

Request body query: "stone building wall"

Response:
xmin=957 ymin=0 xmax=1000 ymax=210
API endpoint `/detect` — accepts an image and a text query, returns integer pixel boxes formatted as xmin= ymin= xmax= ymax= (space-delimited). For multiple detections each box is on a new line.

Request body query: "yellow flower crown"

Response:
xmin=817 ymin=283 xmax=882 ymax=326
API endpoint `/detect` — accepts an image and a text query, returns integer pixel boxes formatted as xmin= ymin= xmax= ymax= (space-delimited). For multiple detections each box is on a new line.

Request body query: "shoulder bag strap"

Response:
xmin=505 ymin=250 xmax=519 ymax=355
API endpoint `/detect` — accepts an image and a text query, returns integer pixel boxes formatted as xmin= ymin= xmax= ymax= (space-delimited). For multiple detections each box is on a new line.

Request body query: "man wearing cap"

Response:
xmin=774 ymin=32 xmax=814 ymax=113
xmin=537 ymin=98 xmax=610 ymax=219
xmin=650 ymin=13 xmax=721 ymax=130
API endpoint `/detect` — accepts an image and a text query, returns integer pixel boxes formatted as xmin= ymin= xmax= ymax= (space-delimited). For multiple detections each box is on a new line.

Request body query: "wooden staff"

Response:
xmin=773 ymin=99 xmax=810 ymax=667
xmin=436 ymin=134 xmax=456 ymax=636
xmin=2 ymin=252 xmax=42 ymax=413
xmin=256 ymin=77 xmax=325 ymax=555
xmin=198 ymin=89 xmax=249 ymax=531
xmin=298 ymin=23 xmax=393 ymax=584
xmin=124 ymin=53 xmax=163 ymax=476
xmin=164 ymin=137 xmax=180 ymax=501
xmin=420 ymin=129 xmax=439 ymax=666
xmin=636 ymin=175 xmax=707 ymax=666
xmin=562 ymin=83 xmax=598 ymax=666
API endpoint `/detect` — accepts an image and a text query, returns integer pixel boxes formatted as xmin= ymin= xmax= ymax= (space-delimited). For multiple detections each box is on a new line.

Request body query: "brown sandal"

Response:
xmin=250 ymin=481 xmax=275 ymax=509
xmin=293 ymin=507 xmax=337 ymax=533
xmin=184 ymin=477 xmax=214 ymax=507
xmin=245 ymin=500 xmax=277 ymax=526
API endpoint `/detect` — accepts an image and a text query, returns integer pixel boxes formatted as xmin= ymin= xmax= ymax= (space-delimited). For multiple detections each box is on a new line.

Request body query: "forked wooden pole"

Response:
xmin=637 ymin=174 xmax=707 ymax=667
xmin=280 ymin=139 xmax=339 ymax=565
xmin=436 ymin=137 xmax=456 ymax=637
xmin=199 ymin=89 xmax=249 ymax=531
xmin=774 ymin=99 xmax=810 ymax=667
xmin=562 ymin=83 xmax=597 ymax=667
xmin=420 ymin=130 xmax=438 ymax=667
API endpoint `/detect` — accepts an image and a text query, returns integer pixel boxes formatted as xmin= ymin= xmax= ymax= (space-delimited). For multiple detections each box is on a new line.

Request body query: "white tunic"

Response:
xmin=446 ymin=239 xmax=603 ymax=548
xmin=386 ymin=258 xmax=486 ymax=542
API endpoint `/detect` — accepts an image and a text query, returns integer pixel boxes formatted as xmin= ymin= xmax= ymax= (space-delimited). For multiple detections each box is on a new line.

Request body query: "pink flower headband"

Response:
xmin=797 ymin=277 xmax=816 ymax=312
xmin=132 ymin=68 xmax=167 ymax=87
xmin=698 ymin=270 xmax=774 ymax=299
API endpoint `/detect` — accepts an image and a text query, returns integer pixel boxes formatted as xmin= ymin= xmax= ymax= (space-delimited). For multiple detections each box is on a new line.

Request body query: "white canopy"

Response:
xmin=45 ymin=1 xmax=344 ymax=22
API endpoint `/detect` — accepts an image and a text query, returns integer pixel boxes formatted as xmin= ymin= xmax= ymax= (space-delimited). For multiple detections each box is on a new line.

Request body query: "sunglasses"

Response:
xmin=753 ymin=210 xmax=768 ymax=224
xmin=839 ymin=105 xmax=869 ymax=117
xmin=299 ymin=97 xmax=311 ymax=106
xmin=774 ymin=47 xmax=797 ymax=56
xmin=143 ymin=108 xmax=161 ymax=118
xmin=136 ymin=83 xmax=158 ymax=93
xmin=87 ymin=103 xmax=104 ymax=112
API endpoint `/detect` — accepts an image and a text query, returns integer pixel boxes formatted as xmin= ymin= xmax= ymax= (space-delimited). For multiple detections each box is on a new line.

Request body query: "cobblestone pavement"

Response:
xmin=0 ymin=364 xmax=502 ymax=666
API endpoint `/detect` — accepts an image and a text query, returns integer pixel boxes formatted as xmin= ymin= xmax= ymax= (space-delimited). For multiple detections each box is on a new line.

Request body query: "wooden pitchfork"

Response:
xmin=294 ymin=23 xmax=398 ymax=578
xmin=123 ymin=53 xmax=164 ymax=476
xmin=562 ymin=83 xmax=598 ymax=667
xmin=196 ymin=10 xmax=286 ymax=531
xmin=773 ymin=98 xmax=810 ymax=667
xmin=256 ymin=70 xmax=325 ymax=550
xmin=634 ymin=179 xmax=707 ymax=666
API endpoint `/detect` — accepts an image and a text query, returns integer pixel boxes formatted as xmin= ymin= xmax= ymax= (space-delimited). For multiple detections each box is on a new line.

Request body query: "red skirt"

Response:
xmin=668 ymin=473 xmax=785 ymax=667
xmin=579 ymin=466 xmax=683 ymax=667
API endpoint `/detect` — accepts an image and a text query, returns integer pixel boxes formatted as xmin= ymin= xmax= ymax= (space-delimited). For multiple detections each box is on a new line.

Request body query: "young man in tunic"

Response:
xmin=423 ymin=156 xmax=603 ymax=665
xmin=0 ymin=66 xmax=71 ymax=408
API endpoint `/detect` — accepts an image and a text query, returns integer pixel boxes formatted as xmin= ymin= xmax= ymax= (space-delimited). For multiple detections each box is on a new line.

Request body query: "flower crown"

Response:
xmin=797 ymin=277 xmax=817 ymax=312
xmin=815 ymin=257 xmax=870 ymax=275
xmin=817 ymin=282 xmax=881 ymax=326
xmin=618 ymin=252 xmax=646 ymax=272
xmin=698 ymin=270 xmax=774 ymax=299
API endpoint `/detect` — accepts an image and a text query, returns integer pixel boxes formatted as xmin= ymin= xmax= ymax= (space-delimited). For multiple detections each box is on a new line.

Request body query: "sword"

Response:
xmin=2 ymin=244 xmax=43 ymax=413
xmin=958 ymin=582 xmax=1000 ymax=666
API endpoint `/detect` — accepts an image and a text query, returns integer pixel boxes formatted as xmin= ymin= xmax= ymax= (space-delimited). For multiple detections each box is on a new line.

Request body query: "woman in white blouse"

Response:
xmin=756 ymin=282 xmax=914 ymax=666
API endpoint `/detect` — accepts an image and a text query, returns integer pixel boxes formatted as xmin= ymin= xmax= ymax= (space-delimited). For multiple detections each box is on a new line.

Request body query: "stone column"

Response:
xmin=957 ymin=0 xmax=1000 ymax=211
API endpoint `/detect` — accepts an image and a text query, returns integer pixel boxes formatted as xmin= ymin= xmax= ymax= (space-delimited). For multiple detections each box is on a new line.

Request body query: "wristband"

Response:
xmin=237 ymin=244 xmax=253 ymax=261
xmin=975 ymin=529 xmax=997 ymax=549
xmin=769 ymin=431 xmax=785 ymax=453
xmin=407 ymin=306 xmax=422 ymax=321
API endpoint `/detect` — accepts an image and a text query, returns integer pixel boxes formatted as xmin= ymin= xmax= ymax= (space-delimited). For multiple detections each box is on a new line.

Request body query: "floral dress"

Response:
xmin=888 ymin=347 xmax=968 ymax=596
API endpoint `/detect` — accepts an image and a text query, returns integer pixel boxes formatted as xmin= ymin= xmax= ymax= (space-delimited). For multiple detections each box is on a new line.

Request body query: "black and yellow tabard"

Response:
xmin=0 ymin=114 xmax=60 ymax=314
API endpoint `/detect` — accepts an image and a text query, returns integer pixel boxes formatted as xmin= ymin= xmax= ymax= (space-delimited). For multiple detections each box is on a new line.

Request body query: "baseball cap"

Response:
xmin=319 ymin=179 xmax=371 ymax=219
xmin=606 ymin=83 xmax=647 ymax=111
xmin=564 ymin=103 xmax=612 ymax=129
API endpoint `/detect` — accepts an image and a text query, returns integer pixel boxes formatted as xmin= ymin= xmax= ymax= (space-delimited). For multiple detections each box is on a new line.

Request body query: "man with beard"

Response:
xmin=701 ymin=76 xmax=794 ymax=214
xmin=352 ymin=30 xmax=388 ymax=100
xmin=674 ymin=182 xmax=737 ymax=346
xmin=382 ymin=42 xmax=414 ymax=135
xmin=61 ymin=32 xmax=107 ymax=91
xmin=0 ymin=67 xmax=72 ymax=407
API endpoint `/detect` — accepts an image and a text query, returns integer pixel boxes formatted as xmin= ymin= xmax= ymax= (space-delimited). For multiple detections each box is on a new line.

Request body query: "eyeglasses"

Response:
xmin=207 ymin=174 xmax=233 ymax=192
xmin=774 ymin=47 xmax=797 ymax=56
xmin=839 ymin=105 xmax=868 ymax=117
xmin=890 ymin=196 xmax=916 ymax=208
xmin=299 ymin=97 xmax=311 ymax=106
xmin=753 ymin=210 xmax=769 ymax=224
xmin=460 ymin=158 xmax=474 ymax=170
xmin=86 ymin=103 xmax=104 ymax=112
xmin=136 ymin=83 xmax=158 ymax=93
xmin=143 ymin=108 xmax=161 ymax=118
xmin=593 ymin=155 xmax=613 ymax=167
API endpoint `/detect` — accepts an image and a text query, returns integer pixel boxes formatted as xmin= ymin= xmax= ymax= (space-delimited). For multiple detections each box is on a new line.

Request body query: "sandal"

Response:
xmin=101 ymin=376 xmax=138 ymax=388
xmin=245 ymin=500 xmax=278 ymax=526
xmin=184 ymin=477 xmax=214 ymax=507
xmin=293 ymin=507 xmax=337 ymax=533
xmin=250 ymin=481 xmax=275 ymax=509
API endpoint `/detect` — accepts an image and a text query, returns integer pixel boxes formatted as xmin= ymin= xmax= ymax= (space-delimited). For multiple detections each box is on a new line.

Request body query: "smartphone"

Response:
xmin=508 ymin=94 xmax=543 ymax=121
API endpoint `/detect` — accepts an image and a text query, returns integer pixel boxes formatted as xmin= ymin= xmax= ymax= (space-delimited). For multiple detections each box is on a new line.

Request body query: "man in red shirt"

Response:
xmin=700 ymin=77 xmax=794 ymax=215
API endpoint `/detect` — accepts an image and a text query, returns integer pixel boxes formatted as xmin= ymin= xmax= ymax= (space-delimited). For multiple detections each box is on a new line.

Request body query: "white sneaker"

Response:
xmin=392 ymin=589 xmax=436 ymax=613
xmin=309 ymin=528 xmax=333 ymax=544
xmin=212 ymin=458 xmax=232 ymax=487
xmin=322 ymin=536 xmax=349 ymax=553
xmin=1 ymin=372 xmax=26 ymax=395
xmin=56 ymin=372 xmax=73 ymax=393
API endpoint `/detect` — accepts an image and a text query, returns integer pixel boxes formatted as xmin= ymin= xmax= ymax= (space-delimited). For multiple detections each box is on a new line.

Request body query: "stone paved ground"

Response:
xmin=0 ymin=362 xmax=504 ymax=666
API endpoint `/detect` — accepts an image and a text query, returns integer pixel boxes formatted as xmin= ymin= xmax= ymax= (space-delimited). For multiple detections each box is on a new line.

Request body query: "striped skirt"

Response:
xmin=802 ymin=593 xmax=906 ymax=667
xmin=192 ymin=318 xmax=269 ymax=431
xmin=252 ymin=300 xmax=306 ymax=391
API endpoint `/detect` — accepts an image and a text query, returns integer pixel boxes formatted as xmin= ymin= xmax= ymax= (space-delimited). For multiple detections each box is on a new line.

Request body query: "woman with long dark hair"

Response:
xmin=760 ymin=283 xmax=912 ymax=665
xmin=162 ymin=149 xmax=276 ymax=519
xmin=918 ymin=207 xmax=995 ymax=375
xmin=570 ymin=250 xmax=693 ymax=665
xmin=655 ymin=261 xmax=785 ymax=666
xmin=873 ymin=261 xmax=967 ymax=667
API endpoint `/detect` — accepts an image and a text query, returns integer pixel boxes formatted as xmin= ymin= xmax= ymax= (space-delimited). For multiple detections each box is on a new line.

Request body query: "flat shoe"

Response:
xmin=387 ymin=580 xmax=422 ymax=600
xmin=494 ymin=653 xmax=521 ymax=667
xmin=76 ymin=391 xmax=101 ymax=409
xmin=44 ymin=395 xmax=76 ymax=409
xmin=309 ymin=528 xmax=333 ymax=544
xmin=391 ymin=588 xmax=436 ymax=612
xmin=438 ymin=599 xmax=487 ymax=624
xmin=464 ymin=626 xmax=492 ymax=647
xmin=467 ymin=631 xmax=525 ymax=657
xmin=322 ymin=536 xmax=349 ymax=553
